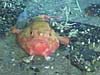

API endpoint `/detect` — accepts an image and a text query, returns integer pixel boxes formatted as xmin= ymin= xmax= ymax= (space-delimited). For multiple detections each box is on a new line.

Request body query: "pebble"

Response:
xmin=11 ymin=58 xmax=15 ymax=62
xmin=50 ymin=66 xmax=54 ymax=70
xmin=60 ymin=29 xmax=64 ymax=33
xmin=12 ymin=63 xmax=16 ymax=66
xmin=81 ymin=42 xmax=85 ymax=45
xmin=56 ymin=53 xmax=60 ymax=56
xmin=44 ymin=66 xmax=50 ymax=69
xmin=34 ymin=68 xmax=40 ymax=72
xmin=87 ymin=68 xmax=91 ymax=72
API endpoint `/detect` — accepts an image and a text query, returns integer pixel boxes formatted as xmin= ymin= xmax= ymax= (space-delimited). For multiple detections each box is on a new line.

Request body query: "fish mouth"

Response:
xmin=31 ymin=39 xmax=50 ymax=55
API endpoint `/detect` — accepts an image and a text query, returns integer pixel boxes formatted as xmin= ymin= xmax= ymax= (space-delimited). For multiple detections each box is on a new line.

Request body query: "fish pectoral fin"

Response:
xmin=44 ymin=56 xmax=51 ymax=61
xmin=58 ymin=36 xmax=70 ymax=45
xmin=11 ymin=26 xmax=21 ymax=34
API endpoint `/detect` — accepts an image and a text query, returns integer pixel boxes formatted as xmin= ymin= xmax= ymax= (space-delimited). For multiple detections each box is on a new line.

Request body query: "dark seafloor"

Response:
xmin=0 ymin=0 xmax=100 ymax=75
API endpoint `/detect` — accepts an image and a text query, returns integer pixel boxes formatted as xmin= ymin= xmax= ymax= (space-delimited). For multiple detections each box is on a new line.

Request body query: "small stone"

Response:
xmin=44 ymin=66 xmax=50 ymax=69
xmin=97 ymin=39 xmax=100 ymax=42
xmin=92 ymin=42 xmax=95 ymax=47
xmin=67 ymin=45 xmax=70 ymax=48
xmin=57 ymin=27 xmax=60 ymax=29
xmin=22 ymin=56 xmax=34 ymax=63
xmin=12 ymin=63 xmax=16 ymax=66
xmin=34 ymin=68 xmax=40 ymax=72
xmin=87 ymin=28 xmax=90 ymax=31
xmin=11 ymin=52 xmax=15 ymax=55
xmin=60 ymin=29 xmax=64 ymax=33
xmin=62 ymin=56 xmax=65 ymax=59
xmin=81 ymin=31 xmax=85 ymax=34
xmin=97 ymin=56 xmax=100 ymax=60
xmin=56 ymin=53 xmax=60 ymax=56
xmin=88 ymin=39 xmax=91 ymax=44
xmin=81 ymin=42 xmax=85 ymax=45
xmin=45 ymin=56 xmax=51 ymax=61
xmin=87 ymin=68 xmax=91 ymax=72
xmin=52 ymin=22 xmax=57 ymax=26
xmin=50 ymin=66 xmax=54 ymax=69
xmin=11 ymin=58 xmax=15 ymax=62
xmin=85 ymin=66 xmax=88 ymax=69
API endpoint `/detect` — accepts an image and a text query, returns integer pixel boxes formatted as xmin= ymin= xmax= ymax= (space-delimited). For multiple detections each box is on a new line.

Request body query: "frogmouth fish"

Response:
xmin=12 ymin=15 xmax=70 ymax=61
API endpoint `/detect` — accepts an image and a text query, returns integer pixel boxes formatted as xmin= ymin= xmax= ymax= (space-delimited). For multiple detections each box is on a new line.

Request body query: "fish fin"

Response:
xmin=44 ymin=56 xmax=51 ymax=61
xmin=11 ymin=26 xmax=21 ymax=34
xmin=58 ymin=36 xmax=70 ymax=45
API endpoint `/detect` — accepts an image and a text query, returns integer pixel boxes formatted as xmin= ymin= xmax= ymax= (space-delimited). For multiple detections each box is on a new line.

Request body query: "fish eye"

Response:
xmin=30 ymin=31 xmax=34 ymax=36
xmin=49 ymin=33 xmax=52 ymax=36
xmin=30 ymin=31 xmax=32 ymax=34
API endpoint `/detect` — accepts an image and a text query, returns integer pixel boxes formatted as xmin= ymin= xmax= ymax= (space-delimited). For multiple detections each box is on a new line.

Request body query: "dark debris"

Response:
xmin=0 ymin=0 xmax=26 ymax=37
xmin=51 ymin=21 xmax=100 ymax=72
xmin=66 ymin=49 xmax=100 ymax=72
xmin=85 ymin=4 xmax=100 ymax=17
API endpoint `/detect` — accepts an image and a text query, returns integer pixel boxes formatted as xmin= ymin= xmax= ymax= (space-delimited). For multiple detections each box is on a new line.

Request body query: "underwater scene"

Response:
xmin=0 ymin=0 xmax=100 ymax=75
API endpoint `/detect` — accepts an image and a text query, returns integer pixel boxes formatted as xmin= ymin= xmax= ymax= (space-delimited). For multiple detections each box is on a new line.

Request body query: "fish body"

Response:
xmin=12 ymin=15 xmax=69 ymax=59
